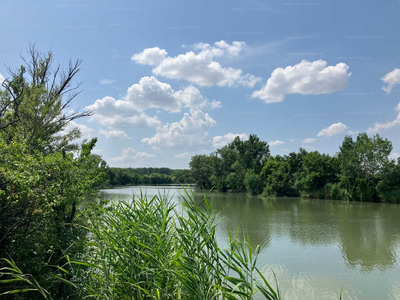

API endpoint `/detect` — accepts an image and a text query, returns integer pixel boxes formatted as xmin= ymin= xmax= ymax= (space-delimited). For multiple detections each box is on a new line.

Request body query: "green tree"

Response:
xmin=261 ymin=155 xmax=295 ymax=196
xmin=244 ymin=169 xmax=263 ymax=195
xmin=0 ymin=46 xmax=104 ymax=298
xmin=338 ymin=133 xmax=392 ymax=202
xmin=0 ymin=45 xmax=92 ymax=154
xmin=295 ymin=151 xmax=339 ymax=198
xmin=189 ymin=154 xmax=214 ymax=189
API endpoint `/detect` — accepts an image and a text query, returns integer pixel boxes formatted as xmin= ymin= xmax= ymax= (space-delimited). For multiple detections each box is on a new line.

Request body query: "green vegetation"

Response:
xmin=189 ymin=134 xmax=400 ymax=203
xmin=1 ymin=191 xmax=281 ymax=299
xmin=0 ymin=46 xmax=280 ymax=299
xmin=0 ymin=46 xmax=107 ymax=298
xmin=105 ymin=167 xmax=194 ymax=186
xmin=1 ymin=45 xmax=398 ymax=299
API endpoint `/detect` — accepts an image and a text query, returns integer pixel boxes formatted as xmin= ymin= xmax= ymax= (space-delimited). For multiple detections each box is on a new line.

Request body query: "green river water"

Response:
xmin=99 ymin=185 xmax=400 ymax=300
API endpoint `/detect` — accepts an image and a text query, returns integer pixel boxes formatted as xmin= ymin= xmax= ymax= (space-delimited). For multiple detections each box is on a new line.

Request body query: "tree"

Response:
xmin=0 ymin=138 xmax=105 ymax=298
xmin=228 ymin=134 xmax=269 ymax=174
xmin=244 ymin=169 xmax=263 ymax=195
xmin=295 ymin=151 xmax=339 ymax=198
xmin=338 ymin=133 xmax=392 ymax=201
xmin=0 ymin=44 xmax=92 ymax=154
xmin=261 ymin=155 xmax=295 ymax=196
xmin=0 ymin=46 xmax=104 ymax=298
xmin=189 ymin=155 xmax=214 ymax=189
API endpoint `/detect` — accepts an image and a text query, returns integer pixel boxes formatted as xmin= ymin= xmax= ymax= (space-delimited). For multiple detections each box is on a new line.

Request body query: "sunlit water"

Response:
xmin=99 ymin=185 xmax=400 ymax=300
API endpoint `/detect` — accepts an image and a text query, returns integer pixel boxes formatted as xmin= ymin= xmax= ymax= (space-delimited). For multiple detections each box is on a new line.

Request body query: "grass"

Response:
xmin=1 ymin=187 xmax=280 ymax=299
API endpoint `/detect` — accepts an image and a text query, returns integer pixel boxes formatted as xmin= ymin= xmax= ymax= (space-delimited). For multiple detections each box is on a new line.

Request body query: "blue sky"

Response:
xmin=1 ymin=0 xmax=400 ymax=168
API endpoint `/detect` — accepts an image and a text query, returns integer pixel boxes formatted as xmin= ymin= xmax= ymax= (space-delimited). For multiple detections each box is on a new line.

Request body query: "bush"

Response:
xmin=244 ymin=169 xmax=263 ymax=195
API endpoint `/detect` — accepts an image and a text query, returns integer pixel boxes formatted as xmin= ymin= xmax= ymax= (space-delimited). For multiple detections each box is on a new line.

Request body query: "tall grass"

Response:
xmin=1 ymin=188 xmax=280 ymax=299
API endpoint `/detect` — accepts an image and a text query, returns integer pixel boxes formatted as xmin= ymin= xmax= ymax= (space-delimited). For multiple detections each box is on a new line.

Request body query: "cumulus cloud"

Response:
xmin=61 ymin=121 xmax=93 ymax=140
xmin=317 ymin=122 xmax=348 ymax=137
xmin=141 ymin=109 xmax=217 ymax=150
xmin=174 ymin=152 xmax=190 ymax=159
xmin=381 ymin=68 xmax=400 ymax=94
xmin=99 ymin=129 xmax=130 ymax=139
xmin=126 ymin=77 xmax=221 ymax=112
xmin=251 ymin=60 xmax=351 ymax=103
xmin=125 ymin=76 xmax=181 ymax=113
xmin=100 ymin=79 xmax=116 ymax=85
xmin=86 ymin=76 xmax=220 ymax=129
xmin=213 ymin=40 xmax=247 ymax=57
xmin=172 ymin=85 xmax=222 ymax=111
xmin=269 ymin=140 xmax=285 ymax=146
xmin=367 ymin=102 xmax=400 ymax=133
xmin=302 ymin=138 xmax=316 ymax=144
xmin=109 ymin=148 xmax=156 ymax=167
xmin=0 ymin=73 xmax=4 ymax=85
xmin=86 ymin=96 xmax=161 ymax=129
xmin=212 ymin=133 xmax=248 ymax=148
xmin=131 ymin=47 xmax=168 ymax=66
xmin=132 ymin=41 xmax=261 ymax=88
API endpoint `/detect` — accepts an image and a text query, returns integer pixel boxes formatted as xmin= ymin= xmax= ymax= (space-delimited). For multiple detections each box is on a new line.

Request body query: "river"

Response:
xmin=99 ymin=185 xmax=400 ymax=300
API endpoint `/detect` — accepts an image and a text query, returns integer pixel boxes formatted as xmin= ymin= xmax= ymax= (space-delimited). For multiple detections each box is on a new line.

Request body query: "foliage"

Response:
xmin=0 ymin=45 xmax=92 ymax=154
xmin=338 ymin=133 xmax=393 ymax=202
xmin=244 ymin=169 xmax=263 ymax=195
xmin=0 ymin=46 xmax=105 ymax=298
xmin=189 ymin=133 xmax=400 ymax=203
xmin=105 ymin=167 xmax=194 ymax=186
xmin=1 ymin=191 xmax=281 ymax=300
xmin=0 ymin=139 xmax=105 ymax=298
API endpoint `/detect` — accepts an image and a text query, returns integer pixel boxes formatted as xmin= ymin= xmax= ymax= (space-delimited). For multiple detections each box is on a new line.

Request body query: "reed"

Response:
xmin=1 ymin=188 xmax=281 ymax=299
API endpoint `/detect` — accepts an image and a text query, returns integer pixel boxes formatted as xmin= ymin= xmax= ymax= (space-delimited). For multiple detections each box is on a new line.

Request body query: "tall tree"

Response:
xmin=338 ymin=133 xmax=392 ymax=201
xmin=0 ymin=44 xmax=92 ymax=154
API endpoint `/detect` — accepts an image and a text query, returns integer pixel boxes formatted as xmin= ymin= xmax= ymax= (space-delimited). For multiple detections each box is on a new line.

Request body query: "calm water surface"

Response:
xmin=99 ymin=185 xmax=400 ymax=300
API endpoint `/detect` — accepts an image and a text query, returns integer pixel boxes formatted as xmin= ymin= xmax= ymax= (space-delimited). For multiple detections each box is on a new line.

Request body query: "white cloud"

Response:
xmin=251 ymin=60 xmax=351 ymax=103
xmin=61 ymin=121 xmax=93 ymax=140
xmin=213 ymin=40 xmax=247 ymax=57
xmin=367 ymin=102 xmax=400 ymax=133
xmin=390 ymin=152 xmax=400 ymax=159
xmin=86 ymin=77 xmax=221 ymax=135
xmin=302 ymin=145 xmax=316 ymax=149
xmin=0 ymin=73 xmax=4 ymax=85
xmin=100 ymin=79 xmax=116 ymax=85
xmin=86 ymin=96 xmax=161 ymax=129
xmin=174 ymin=152 xmax=190 ymax=159
xmin=89 ymin=77 xmax=221 ymax=125
xmin=125 ymin=76 xmax=181 ymax=113
xmin=132 ymin=41 xmax=261 ymax=88
xmin=381 ymin=68 xmax=400 ymax=94
xmin=109 ymin=148 xmax=156 ymax=167
xmin=302 ymin=138 xmax=316 ymax=144
xmin=173 ymin=85 xmax=222 ymax=111
xmin=99 ymin=129 xmax=130 ymax=139
xmin=92 ymin=149 xmax=103 ymax=154
xmin=269 ymin=140 xmax=285 ymax=146
xmin=348 ymin=130 xmax=360 ymax=135
xmin=131 ymin=47 xmax=168 ymax=66
xmin=212 ymin=133 xmax=248 ymax=148
xmin=142 ymin=109 xmax=217 ymax=150
xmin=317 ymin=122 xmax=348 ymax=137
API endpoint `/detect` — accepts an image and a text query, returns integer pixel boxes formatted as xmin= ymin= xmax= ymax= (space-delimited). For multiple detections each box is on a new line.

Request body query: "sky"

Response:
xmin=1 ymin=0 xmax=399 ymax=169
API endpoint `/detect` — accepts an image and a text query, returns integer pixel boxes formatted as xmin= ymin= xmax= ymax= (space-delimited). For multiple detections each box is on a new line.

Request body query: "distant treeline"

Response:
xmin=105 ymin=167 xmax=194 ymax=186
xmin=189 ymin=133 xmax=400 ymax=203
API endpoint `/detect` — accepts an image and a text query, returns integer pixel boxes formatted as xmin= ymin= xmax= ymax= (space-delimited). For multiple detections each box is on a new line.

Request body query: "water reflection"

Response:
xmin=196 ymin=194 xmax=400 ymax=272
xmin=99 ymin=186 xmax=400 ymax=299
